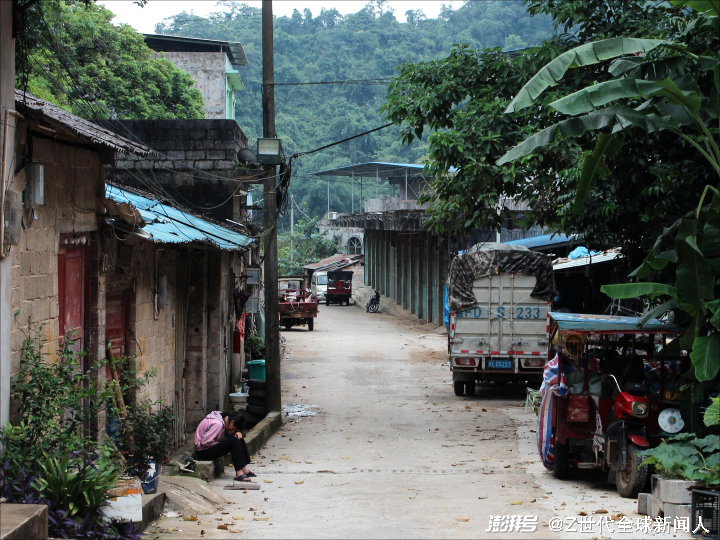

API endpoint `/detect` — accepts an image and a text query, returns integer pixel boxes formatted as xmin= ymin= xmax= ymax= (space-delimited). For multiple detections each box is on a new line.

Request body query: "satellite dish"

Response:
xmin=658 ymin=408 xmax=684 ymax=433
xmin=237 ymin=148 xmax=258 ymax=165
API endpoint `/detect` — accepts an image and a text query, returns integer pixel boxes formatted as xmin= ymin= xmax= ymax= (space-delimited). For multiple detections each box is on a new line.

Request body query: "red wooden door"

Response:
xmin=58 ymin=246 xmax=86 ymax=351
xmin=106 ymin=294 xmax=127 ymax=359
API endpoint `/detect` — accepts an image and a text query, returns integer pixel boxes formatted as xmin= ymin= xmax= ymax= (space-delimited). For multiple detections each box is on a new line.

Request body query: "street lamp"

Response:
xmin=257 ymin=137 xmax=283 ymax=165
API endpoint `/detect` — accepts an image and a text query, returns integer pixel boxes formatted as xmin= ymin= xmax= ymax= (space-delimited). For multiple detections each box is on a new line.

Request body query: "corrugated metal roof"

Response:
xmin=15 ymin=90 xmax=150 ymax=156
xmin=310 ymin=162 xmax=457 ymax=180
xmin=303 ymin=254 xmax=362 ymax=271
xmin=553 ymin=251 xmax=622 ymax=270
xmin=505 ymin=233 xmax=579 ymax=249
xmin=105 ymin=185 xmax=252 ymax=250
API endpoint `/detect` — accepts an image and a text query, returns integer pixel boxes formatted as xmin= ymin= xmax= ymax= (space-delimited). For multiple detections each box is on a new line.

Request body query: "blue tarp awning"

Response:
xmin=505 ymin=233 xmax=579 ymax=249
xmin=105 ymin=185 xmax=252 ymax=250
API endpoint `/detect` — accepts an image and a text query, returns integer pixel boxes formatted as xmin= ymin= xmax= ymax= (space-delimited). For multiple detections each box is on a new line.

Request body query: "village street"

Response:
xmin=150 ymin=304 xmax=678 ymax=540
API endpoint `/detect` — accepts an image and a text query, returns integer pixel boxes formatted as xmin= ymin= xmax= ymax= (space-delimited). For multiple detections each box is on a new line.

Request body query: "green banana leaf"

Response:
xmin=669 ymin=0 xmax=720 ymax=17
xmin=600 ymin=282 xmax=679 ymax=300
xmin=637 ymin=299 xmax=680 ymax=328
xmin=690 ymin=334 xmax=720 ymax=381
xmin=504 ymin=38 xmax=672 ymax=114
xmin=497 ymin=106 xmax=675 ymax=165
xmin=550 ymin=77 xmax=703 ymax=116
xmin=608 ymin=56 xmax=687 ymax=80
xmin=573 ymin=133 xmax=625 ymax=214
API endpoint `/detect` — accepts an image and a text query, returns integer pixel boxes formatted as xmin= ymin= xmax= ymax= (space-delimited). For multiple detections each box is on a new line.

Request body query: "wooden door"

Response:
xmin=106 ymin=294 xmax=127 ymax=358
xmin=58 ymin=246 xmax=86 ymax=351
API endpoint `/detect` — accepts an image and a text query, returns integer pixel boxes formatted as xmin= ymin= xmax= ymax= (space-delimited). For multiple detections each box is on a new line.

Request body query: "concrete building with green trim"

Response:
xmin=144 ymin=34 xmax=247 ymax=121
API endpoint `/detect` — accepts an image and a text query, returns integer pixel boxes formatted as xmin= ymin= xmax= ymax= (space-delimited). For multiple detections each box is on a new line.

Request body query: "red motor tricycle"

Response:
xmin=542 ymin=313 xmax=688 ymax=498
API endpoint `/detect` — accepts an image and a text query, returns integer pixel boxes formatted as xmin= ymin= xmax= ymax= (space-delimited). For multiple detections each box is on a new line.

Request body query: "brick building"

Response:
xmin=6 ymin=91 xmax=257 ymax=444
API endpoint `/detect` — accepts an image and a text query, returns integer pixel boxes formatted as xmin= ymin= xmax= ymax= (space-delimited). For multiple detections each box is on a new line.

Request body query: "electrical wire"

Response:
xmin=292 ymin=123 xmax=394 ymax=158
xmin=266 ymin=79 xmax=392 ymax=86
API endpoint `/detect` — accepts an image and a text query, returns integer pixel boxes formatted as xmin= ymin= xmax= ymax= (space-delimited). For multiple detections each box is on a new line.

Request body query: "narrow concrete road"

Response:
xmin=151 ymin=303 xmax=680 ymax=539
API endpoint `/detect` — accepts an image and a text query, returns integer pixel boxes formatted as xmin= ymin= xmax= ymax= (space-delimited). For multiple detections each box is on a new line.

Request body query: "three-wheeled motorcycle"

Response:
xmin=539 ymin=313 xmax=688 ymax=498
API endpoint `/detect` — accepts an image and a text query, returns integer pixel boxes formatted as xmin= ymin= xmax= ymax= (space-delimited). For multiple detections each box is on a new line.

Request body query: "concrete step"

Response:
xmin=0 ymin=503 xmax=48 ymax=540
xmin=170 ymin=412 xmax=283 ymax=482
xmin=138 ymin=492 xmax=166 ymax=531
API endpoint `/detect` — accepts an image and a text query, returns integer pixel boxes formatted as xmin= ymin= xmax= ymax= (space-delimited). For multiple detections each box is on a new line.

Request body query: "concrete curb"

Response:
xmin=138 ymin=493 xmax=166 ymax=531
xmin=0 ymin=503 xmax=48 ymax=540
xmin=245 ymin=411 xmax=283 ymax=456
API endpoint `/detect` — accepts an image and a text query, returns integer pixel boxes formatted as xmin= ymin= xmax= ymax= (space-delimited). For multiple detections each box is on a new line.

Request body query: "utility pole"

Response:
xmin=262 ymin=0 xmax=280 ymax=414
xmin=290 ymin=194 xmax=294 ymax=263
xmin=327 ymin=179 xmax=329 ymax=214
xmin=351 ymin=171 xmax=354 ymax=214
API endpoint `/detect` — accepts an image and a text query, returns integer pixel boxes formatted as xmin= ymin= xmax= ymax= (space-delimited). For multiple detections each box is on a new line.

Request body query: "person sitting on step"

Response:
xmin=194 ymin=411 xmax=255 ymax=482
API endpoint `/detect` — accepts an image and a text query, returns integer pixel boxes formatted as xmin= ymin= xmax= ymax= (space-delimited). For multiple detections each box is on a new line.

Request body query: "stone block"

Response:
xmin=213 ymin=160 xmax=236 ymax=170
xmin=649 ymin=496 xmax=663 ymax=519
xmin=196 ymin=140 xmax=215 ymax=150
xmin=193 ymin=460 xmax=215 ymax=481
xmin=206 ymin=149 xmax=228 ymax=160
xmin=194 ymin=160 xmax=215 ymax=170
xmin=185 ymin=150 xmax=205 ymax=160
xmin=213 ymin=139 xmax=236 ymax=150
xmin=662 ymin=502 xmax=691 ymax=523
xmin=165 ymin=150 xmax=186 ymax=160
xmin=0 ymin=503 xmax=48 ymax=539
xmin=638 ymin=492 xmax=652 ymax=515
xmin=652 ymin=475 xmax=698 ymax=505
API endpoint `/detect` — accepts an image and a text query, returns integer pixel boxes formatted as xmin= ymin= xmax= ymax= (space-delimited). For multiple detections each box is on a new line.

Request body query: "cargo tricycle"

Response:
xmin=539 ymin=313 xmax=688 ymax=498
xmin=278 ymin=277 xmax=318 ymax=331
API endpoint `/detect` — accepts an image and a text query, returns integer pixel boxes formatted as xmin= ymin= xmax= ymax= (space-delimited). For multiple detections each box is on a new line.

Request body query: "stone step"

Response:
xmin=138 ymin=492 xmax=166 ymax=531
xmin=0 ymin=503 xmax=48 ymax=540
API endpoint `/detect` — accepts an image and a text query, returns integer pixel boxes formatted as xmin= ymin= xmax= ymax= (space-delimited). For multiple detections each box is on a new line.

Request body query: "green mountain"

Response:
xmin=154 ymin=1 xmax=555 ymax=223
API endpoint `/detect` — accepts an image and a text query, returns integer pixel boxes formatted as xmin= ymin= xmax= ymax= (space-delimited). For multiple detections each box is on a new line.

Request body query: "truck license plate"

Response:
xmin=487 ymin=360 xmax=512 ymax=370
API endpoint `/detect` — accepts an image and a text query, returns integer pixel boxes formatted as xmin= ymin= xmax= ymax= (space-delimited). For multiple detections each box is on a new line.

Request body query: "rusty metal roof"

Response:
xmin=14 ymin=90 xmax=151 ymax=156
xmin=303 ymin=254 xmax=362 ymax=272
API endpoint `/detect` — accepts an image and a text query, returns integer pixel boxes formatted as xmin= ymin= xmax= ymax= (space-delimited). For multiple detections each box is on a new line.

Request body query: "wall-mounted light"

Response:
xmin=256 ymin=138 xmax=283 ymax=165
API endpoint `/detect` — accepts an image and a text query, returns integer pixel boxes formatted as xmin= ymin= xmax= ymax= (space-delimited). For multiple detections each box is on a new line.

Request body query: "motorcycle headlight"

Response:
xmin=631 ymin=402 xmax=649 ymax=418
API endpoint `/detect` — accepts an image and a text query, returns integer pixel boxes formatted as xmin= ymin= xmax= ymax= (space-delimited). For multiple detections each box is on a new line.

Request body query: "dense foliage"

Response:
xmin=16 ymin=0 xmax=205 ymax=120
xmin=153 ymin=1 xmax=555 ymax=223
xmin=0 ymin=329 xmax=166 ymax=539
xmin=278 ymin=203 xmax=339 ymax=275
xmin=640 ymin=433 xmax=719 ymax=485
xmin=383 ymin=0 xmax=717 ymax=266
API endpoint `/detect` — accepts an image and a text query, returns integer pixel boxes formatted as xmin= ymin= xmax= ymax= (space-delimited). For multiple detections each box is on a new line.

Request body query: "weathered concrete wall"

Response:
xmin=111 ymin=119 xmax=247 ymax=222
xmin=10 ymin=136 xmax=100 ymax=368
xmin=157 ymin=52 xmax=228 ymax=119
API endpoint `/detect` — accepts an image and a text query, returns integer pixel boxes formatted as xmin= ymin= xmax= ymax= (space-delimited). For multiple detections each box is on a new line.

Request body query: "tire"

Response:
xmin=248 ymin=388 xmax=265 ymax=398
xmin=247 ymin=396 xmax=265 ymax=407
xmin=615 ymin=444 xmax=648 ymax=498
xmin=326 ymin=298 xmax=329 ymax=306
xmin=246 ymin=404 xmax=268 ymax=417
xmin=308 ymin=318 xmax=314 ymax=331
xmin=553 ymin=437 xmax=569 ymax=480
xmin=284 ymin=322 xmax=293 ymax=330
xmin=453 ymin=381 xmax=465 ymax=396
xmin=247 ymin=379 xmax=266 ymax=390
xmin=369 ymin=302 xmax=379 ymax=313
xmin=465 ymin=381 xmax=476 ymax=396
xmin=345 ymin=299 xmax=350 ymax=306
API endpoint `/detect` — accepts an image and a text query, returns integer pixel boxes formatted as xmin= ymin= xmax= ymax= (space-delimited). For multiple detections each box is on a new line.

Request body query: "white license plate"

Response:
xmin=487 ymin=360 xmax=512 ymax=370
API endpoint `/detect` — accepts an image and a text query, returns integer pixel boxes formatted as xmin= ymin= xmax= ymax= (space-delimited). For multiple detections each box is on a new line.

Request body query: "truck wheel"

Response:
xmin=553 ymin=438 xmax=569 ymax=480
xmin=326 ymin=298 xmax=330 ymax=306
xmin=308 ymin=318 xmax=314 ymax=331
xmin=465 ymin=381 xmax=476 ymax=396
xmin=453 ymin=381 xmax=464 ymax=396
xmin=284 ymin=323 xmax=292 ymax=330
xmin=616 ymin=444 xmax=648 ymax=498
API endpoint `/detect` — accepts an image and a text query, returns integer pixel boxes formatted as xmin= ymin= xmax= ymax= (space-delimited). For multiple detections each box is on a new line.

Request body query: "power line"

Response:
xmin=293 ymin=123 xmax=394 ymax=157
xmin=266 ymin=79 xmax=392 ymax=86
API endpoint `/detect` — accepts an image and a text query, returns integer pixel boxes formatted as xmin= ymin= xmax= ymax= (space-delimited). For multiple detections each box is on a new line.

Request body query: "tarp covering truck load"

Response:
xmin=447 ymin=243 xmax=556 ymax=396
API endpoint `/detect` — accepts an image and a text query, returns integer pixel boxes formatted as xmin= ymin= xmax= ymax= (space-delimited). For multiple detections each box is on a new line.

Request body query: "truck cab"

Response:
xmin=311 ymin=271 xmax=328 ymax=302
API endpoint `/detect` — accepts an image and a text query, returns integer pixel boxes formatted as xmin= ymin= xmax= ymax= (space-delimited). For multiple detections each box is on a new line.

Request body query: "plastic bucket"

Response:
xmin=247 ymin=359 xmax=266 ymax=381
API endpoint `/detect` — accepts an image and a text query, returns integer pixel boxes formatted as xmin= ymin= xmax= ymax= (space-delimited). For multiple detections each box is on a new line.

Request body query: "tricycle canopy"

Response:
xmin=549 ymin=312 xmax=686 ymax=335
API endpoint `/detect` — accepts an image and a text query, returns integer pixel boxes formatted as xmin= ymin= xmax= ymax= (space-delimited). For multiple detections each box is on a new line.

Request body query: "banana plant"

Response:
xmin=498 ymin=1 xmax=719 ymax=214
xmin=601 ymin=186 xmax=719 ymax=433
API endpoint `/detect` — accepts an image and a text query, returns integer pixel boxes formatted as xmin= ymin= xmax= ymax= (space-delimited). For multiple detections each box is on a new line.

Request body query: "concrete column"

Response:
xmin=185 ymin=252 xmax=208 ymax=431
xmin=87 ymin=233 xmax=108 ymax=440
xmin=364 ymin=230 xmax=369 ymax=286
xmin=0 ymin=0 xmax=15 ymax=435
xmin=398 ymin=236 xmax=404 ymax=309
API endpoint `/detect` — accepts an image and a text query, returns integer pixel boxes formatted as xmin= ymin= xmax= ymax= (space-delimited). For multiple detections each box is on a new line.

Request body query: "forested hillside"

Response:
xmin=155 ymin=1 xmax=555 ymax=223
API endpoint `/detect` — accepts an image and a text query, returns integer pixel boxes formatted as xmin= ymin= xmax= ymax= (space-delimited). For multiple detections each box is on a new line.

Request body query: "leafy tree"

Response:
xmin=16 ymin=0 xmax=205 ymax=120
xmin=152 ymin=1 xmax=556 ymax=223
xmin=278 ymin=205 xmax=340 ymax=275
xmin=383 ymin=0 xmax=717 ymax=270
